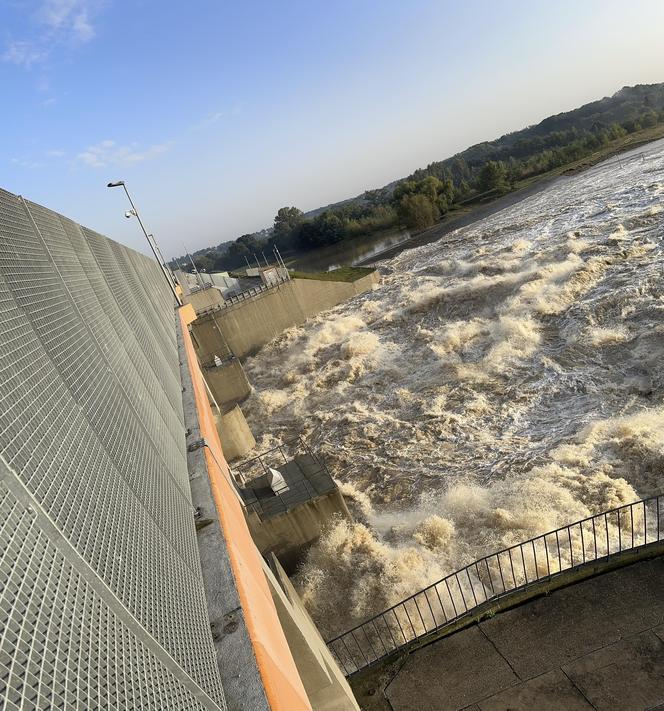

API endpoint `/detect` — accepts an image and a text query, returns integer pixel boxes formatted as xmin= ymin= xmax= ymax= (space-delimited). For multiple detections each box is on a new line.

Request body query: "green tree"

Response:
xmin=215 ymin=242 xmax=250 ymax=270
xmin=477 ymin=161 xmax=509 ymax=193
xmin=607 ymin=123 xmax=627 ymax=141
xmin=450 ymin=157 xmax=471 ymax=185
xmin=307 ymin=212 xmax=345 ymax=247
xmin=418 ymin=176 xmax=443 ymax=203
xmin=397 ymin=194 xmax=436 ymax=230
xmin=273 ymin=206 xmax=305 ymax=245
xmin=194 ymin=254 xmax=214 ymax=272
xmin=437 ymin=177 xmax=455 ymax=208
xmin=455 ymin=179 xmax=472 ymax=201
xmin=641 ymin=110 xmax=658 ymax=128
xmin=392 ymin=180 xmax=418 ymax=202
xmin=364 ymin=188 xmax=390 ymax=207
xmin=237 ymin=233 xmax=260 ymax=251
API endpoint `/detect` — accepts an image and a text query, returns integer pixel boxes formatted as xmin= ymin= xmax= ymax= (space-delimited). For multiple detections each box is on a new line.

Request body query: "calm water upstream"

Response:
xmin=290 ymin=228 xmax=412 ymax=272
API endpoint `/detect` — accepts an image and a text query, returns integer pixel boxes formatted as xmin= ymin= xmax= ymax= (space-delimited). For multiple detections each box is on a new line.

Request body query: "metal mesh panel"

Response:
xmin=0 ymin=481 xmax=220 ymax=710
xmin=122 ymin=244 xmax=179 ymax=351
xmin=56 ymin=214 xmax=185 ymax=443
xmin=0 ymin=188 xmax=225 ymax=708
xmin=27 ymin=201 xmax=188 ymax=491
xmin=131 ymin=248 xmax=177 ymax=330
xmin=82 ymin=226 xmax=184 ymax=413
xmin=0 ymin=193 xmax=195 ymax=567
xmin=109 ymin=239 xmax=180 ymax=380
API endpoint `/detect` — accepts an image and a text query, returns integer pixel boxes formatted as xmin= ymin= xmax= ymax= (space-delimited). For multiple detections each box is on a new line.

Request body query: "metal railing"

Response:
xmin=327 ymin=494 xmax=664 ymax=676
xmin=236 ymin=437 xmax=336 ymax=520
xmin=197 ymin=274 xmax=290 ymax=317
xmin=236 ymin=436 xmax=316 ymax=480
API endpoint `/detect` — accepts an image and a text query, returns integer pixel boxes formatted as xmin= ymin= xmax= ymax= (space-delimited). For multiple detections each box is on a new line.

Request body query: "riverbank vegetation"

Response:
xmin=180 ymin=83 xmax=664 ymax=273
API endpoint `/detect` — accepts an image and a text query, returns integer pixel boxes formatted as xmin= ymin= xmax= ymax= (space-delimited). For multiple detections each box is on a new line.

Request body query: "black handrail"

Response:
xmin=326 ymin=494 xmax=663 ymax=676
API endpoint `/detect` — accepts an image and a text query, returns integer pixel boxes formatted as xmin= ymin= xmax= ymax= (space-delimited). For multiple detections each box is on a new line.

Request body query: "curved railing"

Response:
xmin=326 ymin=494 xmax=664 ymax=676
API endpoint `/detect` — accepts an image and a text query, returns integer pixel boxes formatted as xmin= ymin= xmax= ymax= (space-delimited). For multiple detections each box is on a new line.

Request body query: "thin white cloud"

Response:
xmin=71 ymin=9 xmax=95 ymax=42
xmin=11 ymin=157 xmax=45 ymax=169
xmin=3 ymin=0 xmax=100 ymax=68
xmin=39 ymin=0 xmax=96 ymax=41
xmin=76 ymin=139 xmax=171 ymax=168
xmin=195 ymin=103 xmax=243 ymax=129
xmin=3 ymin=41 xmax=46 ymax=68
xmin=46 ymin=149 xmax=66 ymax=157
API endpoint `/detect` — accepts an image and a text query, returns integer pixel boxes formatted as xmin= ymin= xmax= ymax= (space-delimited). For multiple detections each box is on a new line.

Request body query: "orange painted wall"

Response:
xmin=179 ymin=305 xmax=312 ymax=711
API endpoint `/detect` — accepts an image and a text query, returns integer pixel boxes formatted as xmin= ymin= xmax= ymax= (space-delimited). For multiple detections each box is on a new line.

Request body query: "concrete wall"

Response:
xmin=204 ymin=358 xmax=252 ymax=407
xmin=265 ymin=554 xmax=360 ymax=711
xmin=186 ymin=285 xmax=225 ymax=313
xmin=193 ymin=271 xmax=379 ymax=360
xmin=179 ymin=305 xmax=313 ymax=711
xmin=245 ymin=489 xmax=351 ymax=574
xmin=214 ymin=404 xmax=256 ymax=462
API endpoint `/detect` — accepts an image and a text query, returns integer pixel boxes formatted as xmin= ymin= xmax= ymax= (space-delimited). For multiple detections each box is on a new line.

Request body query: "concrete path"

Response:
xmin=354 ymin=558 xmax=664 ymax=710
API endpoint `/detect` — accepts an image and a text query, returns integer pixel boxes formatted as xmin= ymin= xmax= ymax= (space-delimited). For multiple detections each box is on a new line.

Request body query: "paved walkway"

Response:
xmin=353 ymin=558 xmax=664 ymax=710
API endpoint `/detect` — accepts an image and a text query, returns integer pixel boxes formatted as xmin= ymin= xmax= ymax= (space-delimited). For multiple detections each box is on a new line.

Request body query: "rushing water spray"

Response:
xmin=242 ymin=141 xmax=664 ymax=638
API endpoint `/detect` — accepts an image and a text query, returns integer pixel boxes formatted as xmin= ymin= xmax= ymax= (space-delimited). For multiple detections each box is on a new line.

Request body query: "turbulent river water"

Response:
xmin=242 ymin=140 xmax=664 ymax=638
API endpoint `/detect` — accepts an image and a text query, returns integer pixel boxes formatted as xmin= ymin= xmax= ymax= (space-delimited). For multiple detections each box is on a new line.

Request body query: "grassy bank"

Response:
xmin=519 ymin=122 xmax=664 ymax=184
xmin=289 ymin=266 xmax=375 ymax=282
xmin=352 ymin=125 xmax=664 ymax=266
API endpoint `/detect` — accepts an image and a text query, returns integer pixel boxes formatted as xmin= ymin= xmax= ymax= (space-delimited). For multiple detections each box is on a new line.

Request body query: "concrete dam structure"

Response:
xmin=3 ymin=141 xmax=662 ymax=710
xmin=190 ymin=269 xmax=380 ymax=362
xmin=0 ymin=187 xmax=358 ymax=710
xmin=185 ymin=267 xmax=379 ymax=464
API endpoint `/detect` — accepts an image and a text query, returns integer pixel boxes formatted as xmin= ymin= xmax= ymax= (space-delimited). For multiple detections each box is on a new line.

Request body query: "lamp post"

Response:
xmin=184 ymin=244 xmax=203 ymax=287
xmin=106 ymin=180 xmax=182 ymax=305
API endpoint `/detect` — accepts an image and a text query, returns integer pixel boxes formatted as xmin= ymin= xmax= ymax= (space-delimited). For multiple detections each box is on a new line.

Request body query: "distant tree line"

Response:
xmin=179 ymin=84 xmax=664 ymax=272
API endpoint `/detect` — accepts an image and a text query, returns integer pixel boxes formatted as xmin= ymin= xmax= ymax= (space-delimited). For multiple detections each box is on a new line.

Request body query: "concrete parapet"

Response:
xmin=265 ymin=554 xmax=360 ymax=711
xmin=186 ymin=284 xmax=225 ymax=314
xmin=246 ymin=489 xmax=350 ymax=574
xmin=192 ymin=270 xmax=379 ymax=361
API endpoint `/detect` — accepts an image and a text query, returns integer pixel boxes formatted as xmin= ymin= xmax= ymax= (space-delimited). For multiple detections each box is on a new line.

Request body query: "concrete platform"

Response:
xmin=351 ymin=557 xmax=664 ymax=710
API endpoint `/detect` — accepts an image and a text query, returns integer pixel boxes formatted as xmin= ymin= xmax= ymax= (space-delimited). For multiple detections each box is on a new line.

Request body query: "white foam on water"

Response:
xmin=241 ymin=143 xmax=664 ymax=637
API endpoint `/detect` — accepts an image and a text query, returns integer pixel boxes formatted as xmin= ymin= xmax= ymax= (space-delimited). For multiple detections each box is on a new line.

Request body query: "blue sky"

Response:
xmin=1 ymin=0 xmax=663 ymax=258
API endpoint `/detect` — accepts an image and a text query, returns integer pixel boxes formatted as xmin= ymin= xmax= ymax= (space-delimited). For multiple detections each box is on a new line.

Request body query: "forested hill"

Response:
xmin=176 ymin=82 xmax=664 ymax=272
xmin=411 ymin=83 xmax=664 ymax=183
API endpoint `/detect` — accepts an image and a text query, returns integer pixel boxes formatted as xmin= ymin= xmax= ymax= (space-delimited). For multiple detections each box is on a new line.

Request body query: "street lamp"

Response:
xmin=106 ymin=180 xmax=182 ymax=305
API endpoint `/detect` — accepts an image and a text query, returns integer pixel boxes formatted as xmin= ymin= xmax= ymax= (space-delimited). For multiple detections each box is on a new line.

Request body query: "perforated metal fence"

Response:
xmin=0 ymin=188 xmax=226 ymax=709
xmin=327 ymin=494 xmax=664 ymax=677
